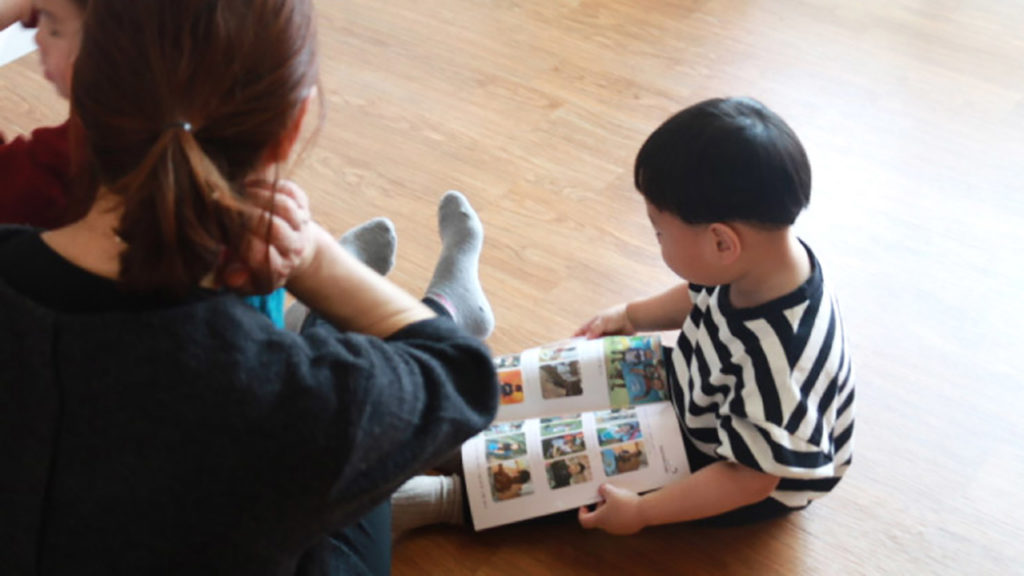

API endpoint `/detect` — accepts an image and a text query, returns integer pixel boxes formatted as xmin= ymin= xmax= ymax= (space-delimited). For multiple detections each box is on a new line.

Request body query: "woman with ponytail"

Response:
xmin=0 ymin=1 xmax=499 ymax=574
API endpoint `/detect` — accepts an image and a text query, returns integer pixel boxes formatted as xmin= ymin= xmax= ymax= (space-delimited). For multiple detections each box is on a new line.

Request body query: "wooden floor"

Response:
xmin=3 ymin=0 xmax=1024 ymax=573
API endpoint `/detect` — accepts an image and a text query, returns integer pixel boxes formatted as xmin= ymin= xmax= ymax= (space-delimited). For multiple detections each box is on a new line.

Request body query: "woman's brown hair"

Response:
xmin=70 ymin=0 xmax=318 ymax=296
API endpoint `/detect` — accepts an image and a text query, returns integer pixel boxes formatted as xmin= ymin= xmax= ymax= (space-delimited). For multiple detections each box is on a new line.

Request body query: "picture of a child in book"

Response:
xmin=539 ymin=415 xmax=583 ymax=436
xmin=497 ymin=368 xmax=525 ymax=405
xmin=486 ymin=433 xmax=528 ymax=462
xmin=594 ymin=409 xmax=638 ymax=424
xmin=539 ymin=361 xmax=583 ymax=399
xmin=601 ymin=441 xmax=648 ymax=476
xmin=624 ymin=364 xmax=667 ymax=403
xmin=538 ymin=343 xmax=579 ymax=363
xmin=597 ymin=421 xmax=643 ymax=447
xmin=494 ymin=353 xmax=521 ymax=370
xmin=542 ymin=432 xmax=586 ymax=459
xmin=484 ymin=421 xmax=525 ymax=437
xmin=604 ymin=337 xmax=668 ymax=406
xmin=489 ymin=460 xmax=534 ymax=502
xmin=545 ymin=455 xmax=593 ymax=489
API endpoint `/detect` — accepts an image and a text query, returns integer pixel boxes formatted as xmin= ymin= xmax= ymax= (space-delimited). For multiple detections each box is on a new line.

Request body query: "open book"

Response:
xmin=461 ymin=335 xmax=690 ymax=530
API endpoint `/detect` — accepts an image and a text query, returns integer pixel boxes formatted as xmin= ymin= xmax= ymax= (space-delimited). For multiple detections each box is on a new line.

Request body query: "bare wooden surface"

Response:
xmin=3 ymin=1 xmax=1023 ymax=573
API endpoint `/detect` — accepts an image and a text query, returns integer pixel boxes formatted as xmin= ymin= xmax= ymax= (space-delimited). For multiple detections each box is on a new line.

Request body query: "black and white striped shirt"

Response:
xmin=670 ymin=244 xmax=854 ymax=508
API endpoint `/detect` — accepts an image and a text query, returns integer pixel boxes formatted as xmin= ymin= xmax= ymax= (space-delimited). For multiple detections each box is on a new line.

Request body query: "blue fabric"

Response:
xmin=295 ymin=500 xmax=392 ymax=576
xmin=243 ymin=288 xmax=286 ymax=329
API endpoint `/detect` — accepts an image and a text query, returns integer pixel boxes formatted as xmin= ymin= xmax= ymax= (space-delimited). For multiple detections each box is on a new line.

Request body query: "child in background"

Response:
xmin=0 ymin=0 xmax=83 ymax=228
xmin=0 ymin=0 xmax=394 ymax=324
xmin=393 ymin=97 xmax=855 ymax=536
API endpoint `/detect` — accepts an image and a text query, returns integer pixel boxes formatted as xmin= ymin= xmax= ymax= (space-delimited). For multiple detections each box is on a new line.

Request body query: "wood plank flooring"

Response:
xmin=2 ymin=1 xmax=1022 ymax=573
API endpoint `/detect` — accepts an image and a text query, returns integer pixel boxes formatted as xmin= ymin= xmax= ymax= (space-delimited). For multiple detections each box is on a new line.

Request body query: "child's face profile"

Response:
xmin=645 ymin=200 xmax=719 ymax=286
xmin=33 ymin=0 xmax=84 ymax=99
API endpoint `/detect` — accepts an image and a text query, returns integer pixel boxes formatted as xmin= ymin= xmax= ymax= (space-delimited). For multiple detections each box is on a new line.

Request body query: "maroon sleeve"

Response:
xmin=0 ymin=121 xmax=72 ymax=229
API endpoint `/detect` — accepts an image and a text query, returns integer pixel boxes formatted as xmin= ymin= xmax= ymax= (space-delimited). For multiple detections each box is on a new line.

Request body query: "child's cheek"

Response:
xmin=57 ymin=43 xmax=80 ymax=99
xmin=66 ymin=35 xmax=82 ymax=92
xmin=60 ymin=65 xmax=73 ymax=99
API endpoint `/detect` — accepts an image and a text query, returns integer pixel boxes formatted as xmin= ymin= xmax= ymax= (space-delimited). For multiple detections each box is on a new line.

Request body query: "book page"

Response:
xmin=461 ymin=402 xmax=690 ymax=531
xmin=0 ymin=25 xmax=36 ymax=68
xmin=493 ymin=335 xmax=669 ymax=422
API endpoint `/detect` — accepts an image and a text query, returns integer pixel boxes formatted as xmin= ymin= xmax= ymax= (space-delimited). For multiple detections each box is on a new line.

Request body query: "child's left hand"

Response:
xmin=577 ymin=483 xmax=646 ymax=535
xmin=22 ymin=5 xmax=37 ymax=27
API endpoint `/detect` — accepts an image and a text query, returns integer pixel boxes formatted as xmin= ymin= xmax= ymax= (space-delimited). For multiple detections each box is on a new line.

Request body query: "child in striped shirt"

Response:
xmin=575 ymin=97 xmax=855 ymax=533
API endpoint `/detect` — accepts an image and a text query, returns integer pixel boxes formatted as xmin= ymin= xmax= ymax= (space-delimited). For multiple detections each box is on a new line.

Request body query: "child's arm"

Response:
xmin=0 ymin=0 xmax=33 ymax=31
xmin=576 ymin=283 xmax=693 ymax=339
xmin=577 ymin=462 xmax=780 ymax=535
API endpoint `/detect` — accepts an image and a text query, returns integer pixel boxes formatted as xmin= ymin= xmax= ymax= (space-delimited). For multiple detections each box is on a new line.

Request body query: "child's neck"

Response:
xmin=728 ymin=230 xmax=811 ymax=309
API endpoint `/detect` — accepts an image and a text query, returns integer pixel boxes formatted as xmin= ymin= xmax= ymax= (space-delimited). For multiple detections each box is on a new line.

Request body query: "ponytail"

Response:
xmin=71 ymin=0 xmax=319 ymax=297
xmin=114 ymin=125 xmax=245 ymax=297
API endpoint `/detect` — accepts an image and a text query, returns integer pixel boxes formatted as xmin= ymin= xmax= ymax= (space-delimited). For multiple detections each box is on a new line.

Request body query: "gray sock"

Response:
xmin=425 ymin=191 xmax=495 ymax=339
xmin=339 ymin=217 xmax=397 ymax=277
xmin=284 ymin=217 xmax=397 ymax=333
xmin=391 ymin=474 xmax=465 ymax=540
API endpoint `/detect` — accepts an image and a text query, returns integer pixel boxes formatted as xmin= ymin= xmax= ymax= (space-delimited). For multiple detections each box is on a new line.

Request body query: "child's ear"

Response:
xmin=261 ymin=90 xmax=314 ymax=165
xmin=708 ymin=223 xmax=741 ymax=264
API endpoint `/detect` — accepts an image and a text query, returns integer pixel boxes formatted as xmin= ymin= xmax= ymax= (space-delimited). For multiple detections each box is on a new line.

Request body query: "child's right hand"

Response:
xmin=0 ymin=0 xmax=35 ymax=30
xmin=574 ymin=303 xmax=636 ymax=339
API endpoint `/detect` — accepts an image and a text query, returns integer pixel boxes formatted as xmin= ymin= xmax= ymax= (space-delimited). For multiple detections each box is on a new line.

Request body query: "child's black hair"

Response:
xmin=634 ymin=97 xmax=811 ymax=227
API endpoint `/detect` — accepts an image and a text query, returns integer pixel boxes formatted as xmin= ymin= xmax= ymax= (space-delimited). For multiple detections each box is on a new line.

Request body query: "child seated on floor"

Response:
xmin=393 ymin=96 xmax=855 ymax=536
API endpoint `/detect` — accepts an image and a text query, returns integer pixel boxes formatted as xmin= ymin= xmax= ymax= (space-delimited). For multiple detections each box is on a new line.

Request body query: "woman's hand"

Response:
xmin=218 ymin=179 xmax=317 ymax=294
xmin=574 ymin=303 xmax=636 ymax=339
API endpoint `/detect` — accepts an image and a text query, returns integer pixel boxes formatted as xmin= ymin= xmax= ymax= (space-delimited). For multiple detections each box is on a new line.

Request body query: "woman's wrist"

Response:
xmin=284 ymin=224 xmax=434 ymax=338
xmin=286 ymin=223 xmax=331 ymax=288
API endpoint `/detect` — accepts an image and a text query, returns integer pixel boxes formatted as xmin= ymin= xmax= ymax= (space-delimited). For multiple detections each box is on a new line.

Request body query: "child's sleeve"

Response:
xmin=0 ymin=122 xmax=72 ymax=228
xmin=713 ymin=357 xmax=851 ymax=481
xmin=712 ymin=299 xmax=855 ymax=482
xmin=714 ymin=414 xmax=841 ymax=480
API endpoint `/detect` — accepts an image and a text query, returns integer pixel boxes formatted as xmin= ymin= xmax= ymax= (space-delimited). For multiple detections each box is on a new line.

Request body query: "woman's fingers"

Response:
xmin=244 ymin=181 xmax=309 ymax=233
xmin=219 ymin=179 xmax=316 ymax=294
